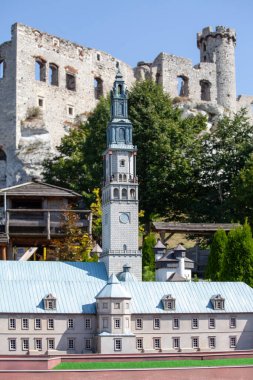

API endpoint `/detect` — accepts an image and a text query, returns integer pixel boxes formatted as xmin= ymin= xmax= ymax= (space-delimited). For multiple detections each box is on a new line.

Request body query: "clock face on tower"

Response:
xmin=119 ymin=212 xmax=130 ymax=224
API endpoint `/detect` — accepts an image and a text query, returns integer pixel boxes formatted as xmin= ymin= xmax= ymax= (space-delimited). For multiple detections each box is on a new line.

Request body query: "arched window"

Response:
xmin=94 ymin=77 xmax=103 ymax=99
xmin=156 ymin=72 xmax=161 ymax=84
xmin=119 ymin=174 xmax=122 ymax=181
xmin=130 ymin=189 xmax=135 ymax=198
xmin=0 ymin=59 xmax=5 ymax=79
xmin=49 ymin=63 xmax=59 ymax=86
xmin=35 ymin=58 xmax=46 ymax=82
xmin=200 ymin=80 xmax=211 ymax=101
xmin=113 ymin=188 xmax=119 ymax=199
xmin=117 ymin=84 xmax=122 ymax=95
xmin=123 ymin=174 xmax=127 ymax=182
xmin=177 ymin=75 xmax=189 ymax=97
xmin=122 ymin=188 xmax=127 ymax=199
xmin=66 ymin=73 xmax=76 ymax=91
xmin=123 ymin=244 xmax=127 ymax=251
xmin=119 ymin=128 xmax=125 ymax=141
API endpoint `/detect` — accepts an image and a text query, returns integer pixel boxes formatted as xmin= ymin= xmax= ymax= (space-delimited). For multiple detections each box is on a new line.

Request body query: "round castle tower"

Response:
xmin=197 ymin=26 xmax=237 ymax=111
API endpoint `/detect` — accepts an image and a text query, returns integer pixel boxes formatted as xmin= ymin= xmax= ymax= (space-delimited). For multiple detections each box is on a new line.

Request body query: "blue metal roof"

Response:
xmin=0 ymin=262 xmax=252 ymax=315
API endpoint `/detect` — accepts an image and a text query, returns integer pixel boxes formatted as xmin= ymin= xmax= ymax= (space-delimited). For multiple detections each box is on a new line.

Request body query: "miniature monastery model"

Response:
xmin=1 ymin=23 xmax=253 ymax=188
xmin=0 ymin=73 xmax=253 ymax=355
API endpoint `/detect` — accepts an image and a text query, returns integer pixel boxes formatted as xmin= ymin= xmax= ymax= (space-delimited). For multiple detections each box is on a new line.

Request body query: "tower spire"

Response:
xmin=100 ymin=71 xmax=142 ymax=281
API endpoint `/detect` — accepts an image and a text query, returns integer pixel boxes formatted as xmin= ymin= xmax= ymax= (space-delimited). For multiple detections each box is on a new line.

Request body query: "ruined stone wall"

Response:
xmin=0 ymin=23 xmax=250 ymax=187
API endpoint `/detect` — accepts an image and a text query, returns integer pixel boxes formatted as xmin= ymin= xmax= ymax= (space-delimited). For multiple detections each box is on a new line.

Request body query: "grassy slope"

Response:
xmin=54 ymin=357 xmax=253 ymax=370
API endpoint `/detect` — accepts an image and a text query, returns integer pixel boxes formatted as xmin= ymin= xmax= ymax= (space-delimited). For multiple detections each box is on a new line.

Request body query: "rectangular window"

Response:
xmin=192 ymin=318 xmax=199 ymax=329
xmin=38 ymin=97 xmax=44 ymax=108
xmin=173 ymin=337 xmax=180 ymax=350
xmin=114 ymin=339 xmax=122 ymax=351
xmin=48 ymin=318 xmax=54 ymax=330
xmin=66 ymin=73 xmax=76 ymax=91
xmin=85 ymin=339 xmax=91 ymax=350
xmin=68 ymin=338 xmax=75 ymax=350
xmin=209 ymin=336 xmax=216 ymax=349
xmin=230 ymin=317 xmax=236 ymax=328
xmin=114 ymin=302 xmax=120 ymax=309
xmin=48 ymin=339 xmax=55 ymax=350
xmin=35 ymin=339 xmax=42 ymax=351
xmin=136 ymin=318 xmax=143 ymax=329
xmin=136 ymin=338 xmax=143 ymax=350
xmin=35 ymin=318 xmax=41 ymax=329
xmin=192 ymin=337 xmax=199 ymax=349
xmin=102 ymin=318 xmax=108 ymax=329
xmin=68 ymin=319 xmax=74 ymax=329
xmin=22 ymin=339 xmax=29 ymax=351
xmin=154 ymin=318 xmax=160 ymax=329
xmin=9 ymin=318 xmax=16 ymax=330
xmin=173 ymin=318 xmax=180 ymax=329
xmin=68 ymin=106 xmax=74 ymax=116
xmin=22 ymin=318 xmax=29 ymax=330
xmin=85 ymin=318 xmax=91 ymax=329
xmin=209 ymin=317 xmax=215 ymax=329
xmin=230 ymin=336 xmax=236 ymax=348
xmin=154 ymin=338 xmax=161 ymax=349
xmin=103 ymin=302 xmax=108 ymax=309
xmin=9 ymin=339 xmax=16 ymax=351
xmin=114 ymin=319 xmax=120 ymax=329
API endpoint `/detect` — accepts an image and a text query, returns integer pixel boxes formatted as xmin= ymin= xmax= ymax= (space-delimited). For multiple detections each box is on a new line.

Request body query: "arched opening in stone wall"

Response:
xmin=119 ymin=128 xmax=125 ymax=141
xmin=117 ymin=84 xmax=122 ymax=95
xmin=177 ymin=76 xmax=189 ymax=97
xmin=0 ymin=59 xmax=5 ymax=79
xmin=35 ymin=58 xmax=46 ymax=82
xmin=156 ymin=72 xmax=161 ymax=84
xmin=0 ymin=149 xmax=7 ymax=188
xmin=113 ymin=188 xmax=119 ymax=199
xmin=94 ymin=77 xmax=103 ymax=99
xmin=200 ymin=80 xmax=211 ymax=101
xmin=49 ymin=64 xmax=59 ymax=86
xmin=130 ymin=189 xmax=135 ymax=199
xmin=122 ymin=188 xmax=127 ymax=199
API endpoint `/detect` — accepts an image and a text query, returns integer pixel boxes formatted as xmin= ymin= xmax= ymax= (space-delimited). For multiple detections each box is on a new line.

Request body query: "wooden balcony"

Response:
xmin=4 ymin=209 xmax=92 ymax=240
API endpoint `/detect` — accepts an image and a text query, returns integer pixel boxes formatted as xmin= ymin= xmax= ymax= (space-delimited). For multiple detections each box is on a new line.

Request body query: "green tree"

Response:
xmin=230 ymin=155 xmax=253 ymax=226
xmin=43 ymin=81 xmax=206 ymax=226
xmin=190 ymin=109 xmax=253 ymax=222
xmin=205 ymin=229 xmax=228 ymax=280
xmin=221 ymin=222 xmax=253 ymax=286
xmin=142 ymin=233 xmax=157 ymax=275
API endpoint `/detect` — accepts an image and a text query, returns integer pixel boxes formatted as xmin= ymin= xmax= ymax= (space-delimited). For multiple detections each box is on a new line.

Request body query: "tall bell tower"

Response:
xmin=100 ymin=70 xmax=142 ymax=280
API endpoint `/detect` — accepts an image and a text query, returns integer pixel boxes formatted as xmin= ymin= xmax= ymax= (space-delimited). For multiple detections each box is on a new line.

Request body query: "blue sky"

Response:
xmin=1 ymin=0 xmax=253 ymax=95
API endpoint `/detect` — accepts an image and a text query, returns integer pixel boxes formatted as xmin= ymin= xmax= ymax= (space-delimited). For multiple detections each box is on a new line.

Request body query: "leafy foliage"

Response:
xmin=190 ymin=109 xmax=253 ymax=222
xmin=49 ymin=210 xmax=93 ymax=261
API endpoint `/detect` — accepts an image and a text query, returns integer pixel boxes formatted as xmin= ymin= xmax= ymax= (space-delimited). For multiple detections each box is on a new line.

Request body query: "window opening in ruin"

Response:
xmin=97 ymin=54 xmax=100 ymax=61
xmin=38 ymin=98 xmax=44 ymax=107
xmin=203 ymin=43 xmax=206 ymax=52
xmin=0 ymin=60 xmax=4 ymax=79
xmin=177 ymin=76 xmax=189 ymax=97
xmin=66 ymin=73 xmax=76 ymax=91
xmin=116 ymin=61 xmax=119 ymax=68
xmin=94 ymin=77 xmax=103 ymax=99
xmin=156 ymin=72 xmax=161 ymax=84
xmin=49 ymin=64 xmax=59 ymax=86
xmin=200 ymin=80 xmax=211 ymax=101
xmin=68 ymin=106 xmax=74 ymax=116
xmin=203 ymin=56 xmax=207 ymax=62
xmin=35 ymin=59 xmax=46 ymax=82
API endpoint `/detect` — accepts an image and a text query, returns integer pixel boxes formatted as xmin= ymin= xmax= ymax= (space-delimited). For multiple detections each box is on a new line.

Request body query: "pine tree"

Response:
xmin=205 ymin=229 xmax=228 ymax=280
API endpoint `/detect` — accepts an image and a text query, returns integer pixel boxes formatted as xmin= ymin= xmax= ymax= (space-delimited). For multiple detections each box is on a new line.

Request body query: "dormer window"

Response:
xmin=162 ymin=294 xmax=176 ymax=310
xmin=211 ymin=294 xmax=225 ymax=310
xmin=43 ymin=294 xmax=57 ymax=310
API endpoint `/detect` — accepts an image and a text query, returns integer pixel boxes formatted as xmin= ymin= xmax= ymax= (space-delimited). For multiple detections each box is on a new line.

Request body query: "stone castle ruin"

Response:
xmin=0 ymin=23 xmax=252 ymax=188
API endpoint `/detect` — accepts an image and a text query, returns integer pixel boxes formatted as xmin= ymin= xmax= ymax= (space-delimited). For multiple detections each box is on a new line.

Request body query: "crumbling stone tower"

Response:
xmin=197 ymin=26 xmax=237 ymax=111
